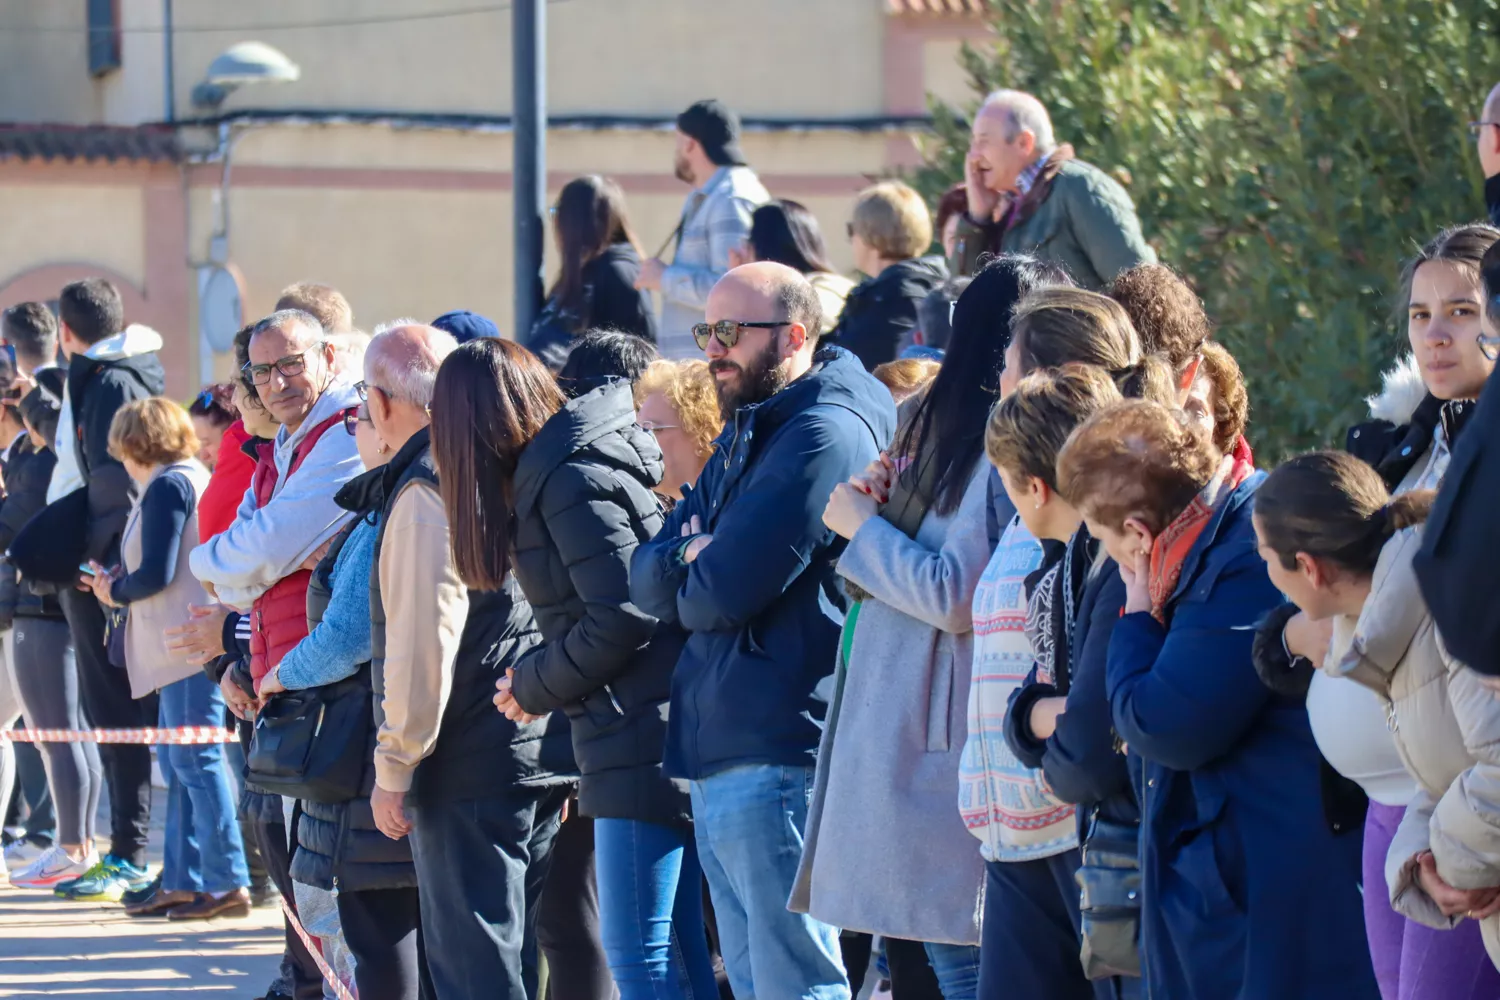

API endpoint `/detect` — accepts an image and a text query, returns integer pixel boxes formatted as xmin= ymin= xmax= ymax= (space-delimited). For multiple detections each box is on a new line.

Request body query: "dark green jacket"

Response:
xmin=953 ymin=155 xmax=1154 ymax=287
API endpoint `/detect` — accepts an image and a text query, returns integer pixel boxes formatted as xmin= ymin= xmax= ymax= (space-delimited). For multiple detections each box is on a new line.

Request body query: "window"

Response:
xmin=87 ymin=0 xmax=122 ymax=77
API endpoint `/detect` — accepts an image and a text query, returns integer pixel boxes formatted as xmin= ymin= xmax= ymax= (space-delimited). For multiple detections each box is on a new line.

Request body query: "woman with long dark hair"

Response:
xmin=790 ymin=255 xmax=1065 ymax=999
xmin=527 ymin=175 xmax=657 ymax=368
xmin=432 ymin=338 xmax=714 ymax=1000
xmin=734 ymin=200 xmax=856 ymax=328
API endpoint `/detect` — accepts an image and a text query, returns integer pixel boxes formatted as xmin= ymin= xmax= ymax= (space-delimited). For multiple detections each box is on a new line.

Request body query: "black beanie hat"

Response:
xmin=676 ymin=99 xmax=747 ymax=168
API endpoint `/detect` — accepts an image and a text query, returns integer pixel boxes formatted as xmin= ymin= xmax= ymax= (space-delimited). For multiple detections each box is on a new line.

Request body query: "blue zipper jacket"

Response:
xmin=630 ymin=345 xmax=896 ymax=780
xmin=1107 ymin=474 xmax=1378 ymax=1000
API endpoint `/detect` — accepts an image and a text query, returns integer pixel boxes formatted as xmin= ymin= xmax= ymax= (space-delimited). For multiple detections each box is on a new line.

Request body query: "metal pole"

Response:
xmin=512 ymin=0 xmax=546 ymax=341
xmin=162 ymin=0 xmax=175 ymax=121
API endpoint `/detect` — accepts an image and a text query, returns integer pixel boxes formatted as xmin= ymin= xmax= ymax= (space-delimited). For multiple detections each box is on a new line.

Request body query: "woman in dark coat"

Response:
xmin=526 ymin=175 xmax=658 ymax=368
xmin=1057 ymin=399 xmax=1379 ymax=1000
xmin=431 ymin=338 xmax=714 ymax=1000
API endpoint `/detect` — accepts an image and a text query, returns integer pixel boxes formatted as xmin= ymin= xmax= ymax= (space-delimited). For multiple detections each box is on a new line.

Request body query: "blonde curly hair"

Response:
xmin=634 ymin=359 xmax=724 ymax=459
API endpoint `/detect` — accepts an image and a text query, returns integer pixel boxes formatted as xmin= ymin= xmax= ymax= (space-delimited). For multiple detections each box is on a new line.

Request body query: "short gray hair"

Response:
xmin=366 ymin=320 xmax=458 ymax=409
xmin=980 ymin=90 xmax=1056 ymax=154
xmin=250 ymin=308 xmax=325 ymax=349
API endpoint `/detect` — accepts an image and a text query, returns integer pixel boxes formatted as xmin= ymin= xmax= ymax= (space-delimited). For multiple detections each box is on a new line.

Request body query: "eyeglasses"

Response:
xmin=1470 ymin=121 xmax=1500 ymax=137
xmin=241 ymin=348 xmax=321 ymax=387
xmin=352 ymin=380 xmax=390 ymax=403
xmin=846 ymin=221 xmax=856 ymax=241
xmin=343 ymin=405 xmax=372 ymax=436
xmin=691 ymin=320 xmax=788 ymax=352
xmin=638 ymin=420 xmax=679 ymax=434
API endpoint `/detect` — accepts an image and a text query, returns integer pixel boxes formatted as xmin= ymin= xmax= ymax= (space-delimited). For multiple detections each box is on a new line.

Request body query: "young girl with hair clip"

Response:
xmin=1254 ymin=451 xmax=1500 ymax=996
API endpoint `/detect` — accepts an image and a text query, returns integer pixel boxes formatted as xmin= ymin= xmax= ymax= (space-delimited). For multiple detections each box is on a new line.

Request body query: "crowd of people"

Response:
xmin=1 ymin=82 xmax=1500 ymax=1000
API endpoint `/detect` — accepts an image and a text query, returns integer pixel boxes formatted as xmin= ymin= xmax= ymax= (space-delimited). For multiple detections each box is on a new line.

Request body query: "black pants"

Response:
xmin=979 ymin=851 xmax=1106 ymax=1000
xmin=337 ymin=886 xmax=432 ymax=1000
xmin=842 ymin=932 xmax=943 ymax=999
xmin=237 ymin=719 xmax=324 ymax=1000
xmin=408 ymin=784 xmax=570 ymax=1000
xmin=59 ymin=587 xmax=153 ymax=866
xmin=536 ymin=809 xmax=615 ymax=1000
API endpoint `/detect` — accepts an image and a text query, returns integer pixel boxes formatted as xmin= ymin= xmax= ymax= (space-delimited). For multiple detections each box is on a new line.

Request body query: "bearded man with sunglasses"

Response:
xmin=631 ymin=262 xmax=896 ymax=1000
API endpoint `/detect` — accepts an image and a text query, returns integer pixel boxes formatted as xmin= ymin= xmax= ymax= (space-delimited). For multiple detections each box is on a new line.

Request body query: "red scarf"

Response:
xmin=1146 ymin=452 xmax=1255 ymax=622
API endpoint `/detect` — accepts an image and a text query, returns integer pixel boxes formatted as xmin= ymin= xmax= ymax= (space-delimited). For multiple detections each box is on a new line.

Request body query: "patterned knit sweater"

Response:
xmin=958 ymin=514 xmax=1079 ymax=862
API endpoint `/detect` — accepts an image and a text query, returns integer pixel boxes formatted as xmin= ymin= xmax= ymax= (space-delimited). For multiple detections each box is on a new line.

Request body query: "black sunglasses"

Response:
xmin=691 ymin=320 xmax=788 ymax=352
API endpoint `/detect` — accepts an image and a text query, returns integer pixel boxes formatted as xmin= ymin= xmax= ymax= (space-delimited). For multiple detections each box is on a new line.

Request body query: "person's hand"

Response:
xmin=1119 ymin=550 xmax=1153 ymax=616
xmin=1283 ymin=611 xmax=1334 ymax=667
xmin=1414 ymin=851 xmax=1500 ymax=917
xmin=1028 ymin=696 xmax=1068 ymax=741
xmin=371 ymin=784 xmax=412 ymax=840
xmin=728 ymin=242 xmax=751 ymax=270
xmin=165 ymin=603 xmax=229 ymax=666
xmin=964 ymin=150 xmax=1002 ymax=223
xmin=75 ymin=570 xmax=95 ymax=593
xmin=220 ymin=670 xmax=259 ymax=722
xmin=635 ymin=258 xmax=667 ymax=292
xmin=493 ymin=668 xmax=543 ymax=724
xmin=679 ymin=515 xmax=713 ymax=563
xmin=87 ymin=562 xmax=120 ymax=608
xmin=258 ymin=666 xmax=285 ymax=696
xmin=823 ymin=482 xmax=879 ymax=540
xmin=849 ymin=452 xmax=903 ymax=504
xmin=300 ymin=539 xmax=334 ymax=572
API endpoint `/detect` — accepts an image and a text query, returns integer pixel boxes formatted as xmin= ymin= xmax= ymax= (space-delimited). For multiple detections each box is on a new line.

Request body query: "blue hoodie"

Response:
xmin=630 ymin=345 xmax=897 ymax=780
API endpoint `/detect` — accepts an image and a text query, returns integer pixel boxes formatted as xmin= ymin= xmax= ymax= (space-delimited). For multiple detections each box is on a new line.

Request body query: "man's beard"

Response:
xmin=710 ymin=339 xmax=788 ymax=421
xmin=674 ymin=152 xmax=693 ymax=184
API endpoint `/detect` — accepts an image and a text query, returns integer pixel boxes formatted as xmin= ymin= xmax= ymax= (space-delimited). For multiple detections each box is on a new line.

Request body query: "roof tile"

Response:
xmin=0 ymin=125 xmax=181 ymax=164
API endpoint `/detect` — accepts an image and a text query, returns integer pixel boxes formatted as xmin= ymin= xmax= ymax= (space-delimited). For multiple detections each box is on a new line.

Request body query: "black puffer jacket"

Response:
xmin=292 ymin=478 xmax=417 ymax=893
xmin=509 ymin=381 xmax=689 ymax=825
xmin=828 ymin=254 xmax=947 ymax=371
xmin=0 ymin=428 xmax=65 ymax=627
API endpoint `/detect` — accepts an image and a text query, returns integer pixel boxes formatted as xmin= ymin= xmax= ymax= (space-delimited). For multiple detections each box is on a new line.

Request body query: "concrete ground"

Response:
xmin=0 ymin=784 xmax=286 ymax=998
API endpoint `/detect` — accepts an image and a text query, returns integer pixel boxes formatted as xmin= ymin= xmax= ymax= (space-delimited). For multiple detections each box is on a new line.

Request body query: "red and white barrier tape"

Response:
xmin=281 ymin=897 xmax=359 ymax=1000
xmin=0 ymin=726 xmax=237 ymax=744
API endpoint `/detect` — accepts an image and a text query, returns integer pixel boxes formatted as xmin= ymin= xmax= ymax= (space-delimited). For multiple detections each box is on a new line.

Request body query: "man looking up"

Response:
xmin=630 ymin=262 xmax=896 ymax=1000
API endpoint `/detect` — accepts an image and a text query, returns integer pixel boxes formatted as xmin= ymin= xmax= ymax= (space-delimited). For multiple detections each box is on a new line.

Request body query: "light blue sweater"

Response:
xmin=275 ymin=517 xmax=376 ymax=690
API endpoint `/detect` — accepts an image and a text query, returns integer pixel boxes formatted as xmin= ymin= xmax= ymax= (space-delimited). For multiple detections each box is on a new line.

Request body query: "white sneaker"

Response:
xmin=10 ymin=846 xmax=96 ymax=889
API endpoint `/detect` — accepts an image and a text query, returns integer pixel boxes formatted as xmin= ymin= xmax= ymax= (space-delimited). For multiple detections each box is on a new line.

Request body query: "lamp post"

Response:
xmin=513 ymin=0 xmax=546 ymax=342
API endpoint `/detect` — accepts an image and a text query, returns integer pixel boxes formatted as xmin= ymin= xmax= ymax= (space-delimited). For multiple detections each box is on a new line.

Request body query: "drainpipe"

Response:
xmin=162 ymin=0 xmax=175 ymax=121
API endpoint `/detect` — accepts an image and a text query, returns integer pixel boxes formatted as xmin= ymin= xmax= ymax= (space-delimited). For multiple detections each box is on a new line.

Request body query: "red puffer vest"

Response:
xmin=247 ymin=407 xmax=354 ymax=688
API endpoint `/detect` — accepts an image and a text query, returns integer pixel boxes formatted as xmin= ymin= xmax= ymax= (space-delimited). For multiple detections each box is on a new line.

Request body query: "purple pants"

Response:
xmin=1363 ymin=801 xmax=1500 ymax=1000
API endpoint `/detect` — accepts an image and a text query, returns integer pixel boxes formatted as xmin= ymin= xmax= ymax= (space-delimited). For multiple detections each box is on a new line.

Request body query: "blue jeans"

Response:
xmin=925 ymin=942 xmax=981 ymax=1000
xmin=157 ymin=672 xmax=249 ymax=894
xmin=595 ymin=817 xmax=719 ymax=999
xmin=690 ymin=764 xmax=849 ymax=1000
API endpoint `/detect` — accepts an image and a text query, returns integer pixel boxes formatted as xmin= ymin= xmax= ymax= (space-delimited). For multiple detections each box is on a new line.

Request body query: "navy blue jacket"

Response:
xmin=1107 ymin=474 xmax=1378 ymax=1000
xmin=1006 ymin=550 xmax=1136 ymax=828
xmin=629 ymin=346 xmax=896 ymax=780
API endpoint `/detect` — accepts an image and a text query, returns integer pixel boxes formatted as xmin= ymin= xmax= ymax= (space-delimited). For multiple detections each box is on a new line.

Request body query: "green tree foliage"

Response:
xmin=915 ymin=0 xmax=1500 ymax=458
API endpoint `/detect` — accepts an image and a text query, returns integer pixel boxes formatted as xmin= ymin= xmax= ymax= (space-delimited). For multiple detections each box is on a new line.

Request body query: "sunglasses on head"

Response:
xmin=691 ymin=320 xmax=789 ymax=352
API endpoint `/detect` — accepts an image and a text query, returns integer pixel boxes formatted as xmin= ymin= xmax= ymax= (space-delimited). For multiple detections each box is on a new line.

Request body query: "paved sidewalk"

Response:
xmin=0 ymin=884 xmax=284 ymax=997
xmin=0 ymin=781 xmax=286 ymax=997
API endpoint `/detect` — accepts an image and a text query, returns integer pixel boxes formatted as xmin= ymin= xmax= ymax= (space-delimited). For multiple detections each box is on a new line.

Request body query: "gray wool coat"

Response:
xmin=790 ymin=464 xmax=990 ymax=945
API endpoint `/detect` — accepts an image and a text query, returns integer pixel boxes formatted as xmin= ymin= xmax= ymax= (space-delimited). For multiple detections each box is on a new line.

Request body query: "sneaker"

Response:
xmin=10 ymin=846 xmax=96 ymax=889
xmin=55 ymin=855 xmax=152 ymax=902
xmin=122 ymin=871 xmax=164 ymax=906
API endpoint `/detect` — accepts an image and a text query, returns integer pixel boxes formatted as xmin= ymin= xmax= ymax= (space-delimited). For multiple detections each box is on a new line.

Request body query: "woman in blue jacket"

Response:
xmin=1056 ymin=399 xmax=1379 ymax=1000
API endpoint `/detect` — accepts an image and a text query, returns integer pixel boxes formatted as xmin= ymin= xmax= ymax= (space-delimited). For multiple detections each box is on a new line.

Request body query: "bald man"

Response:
xmin=952 ymin=89 xmax=1154 ymax=285
xmin=631 ymin=262 xmax=896 ymax=1000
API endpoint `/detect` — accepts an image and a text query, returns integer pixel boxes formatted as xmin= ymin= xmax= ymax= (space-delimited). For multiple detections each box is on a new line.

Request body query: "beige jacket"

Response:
xmin=372 ymin=480 xmax=471 ymax=794
xmin=121 ymin=461 xmax=213 ymax=699
xmin=1327 ymin=525 xmax=1500 ymax=965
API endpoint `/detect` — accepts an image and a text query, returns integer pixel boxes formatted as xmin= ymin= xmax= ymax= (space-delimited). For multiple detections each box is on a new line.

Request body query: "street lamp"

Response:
xmin=190 ymin=41 xmax=301 ymax=109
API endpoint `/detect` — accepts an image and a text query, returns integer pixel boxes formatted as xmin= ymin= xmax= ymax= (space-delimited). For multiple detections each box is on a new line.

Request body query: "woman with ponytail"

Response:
xmin=1254 ymin=451 xmax=1500 ymax=994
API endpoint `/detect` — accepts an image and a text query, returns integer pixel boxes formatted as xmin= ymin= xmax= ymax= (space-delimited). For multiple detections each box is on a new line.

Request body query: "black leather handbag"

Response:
xmin=246 ymin=667 xmax=372 ymax=803
xmin=1075 ymin=809 xmax=1142 ymax=979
